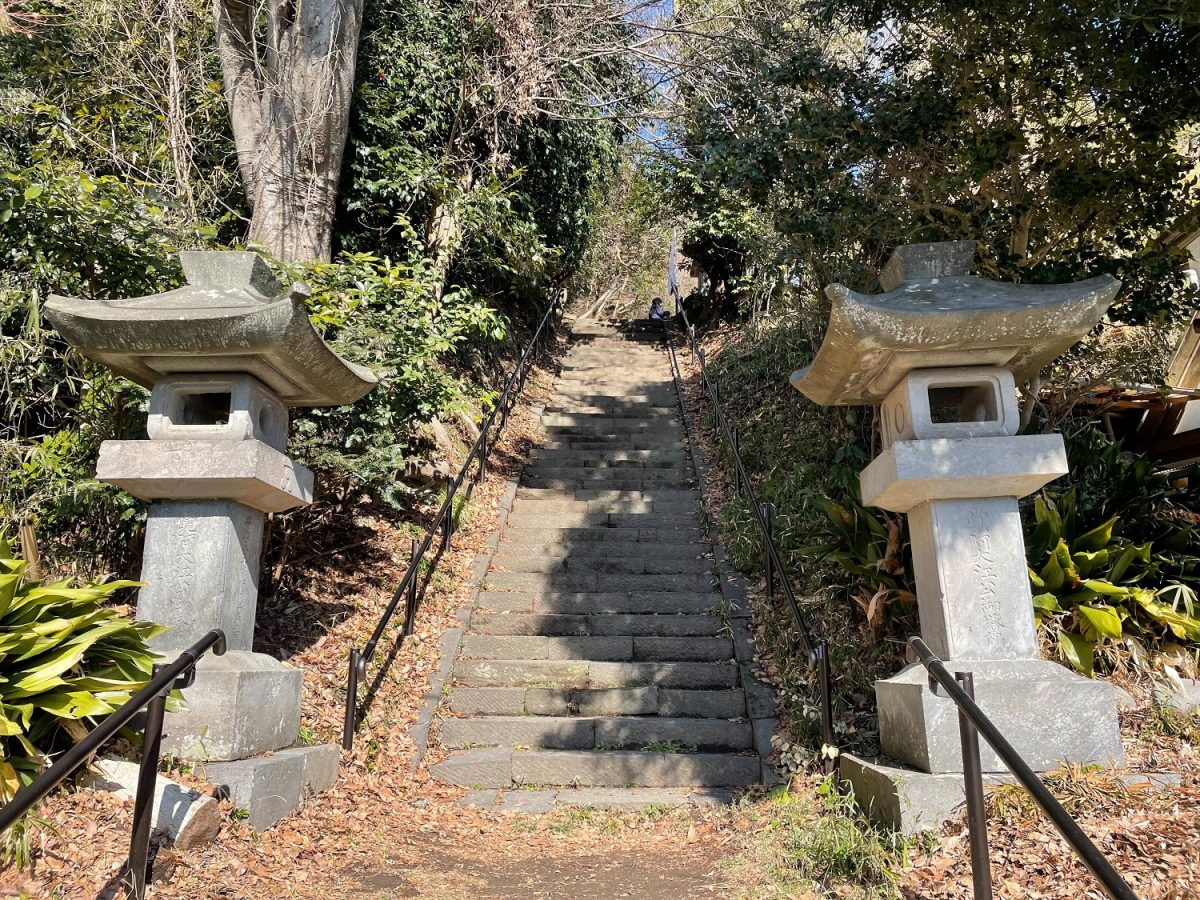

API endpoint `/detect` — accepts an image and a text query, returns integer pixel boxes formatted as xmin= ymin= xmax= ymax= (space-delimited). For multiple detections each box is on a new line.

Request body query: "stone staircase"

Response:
xmin=433 ymin=320 xmax=767 ymax=796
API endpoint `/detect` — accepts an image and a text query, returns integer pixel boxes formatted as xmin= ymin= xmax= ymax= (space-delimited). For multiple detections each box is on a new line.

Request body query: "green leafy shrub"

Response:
xmin=1028 ymin=491 xmax=1200 ymax=676
xmin=0 ymin=535 xmax=163 ymax=800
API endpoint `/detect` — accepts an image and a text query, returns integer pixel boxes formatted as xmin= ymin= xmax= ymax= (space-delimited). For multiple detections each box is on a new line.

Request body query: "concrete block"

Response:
xmin=162 ymin=651 xmax=301 ymax=761
xmin=137 ymin=501 xmax=264 ymax=652
xmin=877 ymin=659 xmax=1125 ymax=773
xmin=906 ymin=496 xmax=1040 ymax=661
xmin=205 ymin=744 xmax=338 ymax=832
xmin=87 ymin=757 xmax=220 ymax=849
xmin=97 ymin=439 xmax=313 ymax=513
xmin=148 ymin=374 xmax=288 ymax=450
xmin=859 ymin=435 xmax=1067 ymax=513
xmin=842 ymin=753 xmax=992 ymax=836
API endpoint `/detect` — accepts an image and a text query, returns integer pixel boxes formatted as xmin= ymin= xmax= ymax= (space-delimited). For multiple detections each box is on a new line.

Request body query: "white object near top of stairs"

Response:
xmin=45 ymin=251 xmax=376 ymax=831
xmin=791 ymin=241 xmax=1126 ymax=791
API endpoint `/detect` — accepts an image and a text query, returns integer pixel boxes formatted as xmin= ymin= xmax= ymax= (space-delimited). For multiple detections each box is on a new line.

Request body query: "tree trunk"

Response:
xmin=213 ymin=0 xmax=364 ymax=264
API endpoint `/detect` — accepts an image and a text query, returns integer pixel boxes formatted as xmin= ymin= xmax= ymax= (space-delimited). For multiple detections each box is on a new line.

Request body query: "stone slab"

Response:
xmin=97 ymin=439 xmax=314 ymax=513
xmin=204 ymin=744 xmax=339 ymax=832
xmin=450 ymin=687 xmax=527 ymax=715
xmin=859 ymin=435 xmax=1068 ymax=512
xmin=907 ymin=496 xmax=1040 ymax=661
xmin=87 ymin=757 xmax=220 ymax=849
xmin=511 ymin=750 xmax=760 ymax=788
xmin=877 ymin=659 xmax=1124 ymax=773
xmin=432 ymin=748 xmax=513 ymax=788
xmin=138 ymin=500 xmax=264 ymax=652
xmin=162 ymin=651 xmax=301 ymax=761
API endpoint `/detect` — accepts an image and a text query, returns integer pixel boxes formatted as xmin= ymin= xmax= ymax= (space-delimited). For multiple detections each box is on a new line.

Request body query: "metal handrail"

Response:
xmin=664 ymin=309 xmax=838 ymax=772
xmin=909 ymin=637 xmax=1138 ymax=900
xmin=342 ymin=291 xmax=562 ymax=750
xmin=0 ymin=629 xmax=227 ymax=899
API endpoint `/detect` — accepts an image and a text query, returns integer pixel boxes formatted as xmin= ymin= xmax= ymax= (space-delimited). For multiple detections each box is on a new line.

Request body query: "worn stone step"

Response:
xmin=488 ymin=555 xmax=709 ymax=576
xmin=483 ymin=572 xmax=714 ymax=593
xmin=433 ymin=749 xmax=758 ymax=788
xmin=452 ymin=659 xmax=739 ymax=689
xmin=462 ymin=635 xmax=634 ymax=661
xmin=449 ymin=686 xmax=746 ymax=718
xmin=522 ymin=475 xmax=691 ymax=490
xmin=461 ymin=634 xmax=731 ymax=662
xmin=537 ymin=440 xmax=686 ymax=453
xmin=499 ymin=526 xmax=701 ymax=545
xmin=441 ymin=716 xmax=751 ymax=752
xmin=469 ymin=612 xmax=726 ymax=638
xmin=515 ymin=488 xmax=695 ymax=503
xmin=526 ymin=456 xmax=686 ymax=470
xmin=509 ymin=499 xmax=696 ymax=516
xmin=545 ymin=406 xmax=678 ymax=416
xmin=491 ymin=541 xmax=706 ymax=560
xmin=476 ymin=592 xmax=722 ymax=615
xmin=541 ymin=415 xmax=683 ymax=429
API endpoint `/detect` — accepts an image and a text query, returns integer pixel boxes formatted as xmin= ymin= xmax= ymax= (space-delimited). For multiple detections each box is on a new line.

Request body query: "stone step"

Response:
xmin=450 ymin=686 xmax=747 ymax=718
xmin=476 ymin=591 xmax=721 ymax=615
xmin=545 ymin=406 xmax=678 ymax=416
xmin=452 ymin=659 xmax=739 ymax=689
xmin=441 ymin=716 xmax=752 ymax=752
xmin=487 ymin=555 xmax=709 ymax=576
xmin=491 ymin=541 xmax=706 ymax=560
xmin=498 ymin=526 xmax=701 ymax=545
xmin=526 ymin=452 xmax=686 ymax=469
xmin=482 ymin=572 xmax=714 ymax=593
xmin=461 ymin=635 xmax=732 ymax=662
xmin=469 ymin=612 xmax=725 ymax=637
xmin=541 ymin=415 xmax=683 ymax=429
xmin=522 ymin=475 xmax=692 ymax=490
xmin=508 ymin=499 xmax=696 ymax=516
xmin=536 ymin=440 xmax=686 ymax=453
xmin=514 ymin=489 xmax=696 ymax=503
xmin=433 ymin=748 xmax=760 ymax=788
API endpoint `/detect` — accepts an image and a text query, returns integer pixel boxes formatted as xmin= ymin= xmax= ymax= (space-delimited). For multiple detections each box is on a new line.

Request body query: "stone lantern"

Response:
xmin=46 ymin=251 xmax=377 ymax=829
xmin=792 ymin=241 xmax=1126 ymax=833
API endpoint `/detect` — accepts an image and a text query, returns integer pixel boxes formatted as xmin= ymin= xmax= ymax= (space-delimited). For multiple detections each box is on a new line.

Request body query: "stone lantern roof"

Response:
xmin=45 ymin=251 xmax=377 ymax=407
xmin=790 ymin=241 xmax=1121 ymax=406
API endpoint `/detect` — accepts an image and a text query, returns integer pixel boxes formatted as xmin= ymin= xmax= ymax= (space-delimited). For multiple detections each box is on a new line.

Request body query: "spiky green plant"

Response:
xmin=0 ymin=534 xmax=164 ymax=800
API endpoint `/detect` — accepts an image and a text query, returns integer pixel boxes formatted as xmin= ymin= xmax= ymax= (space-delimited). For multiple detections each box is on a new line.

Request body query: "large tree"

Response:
xmin=213 ymin=0 xmax=364 ymax=263
xmin=667 ymin=0 xmax=1200 ymax=324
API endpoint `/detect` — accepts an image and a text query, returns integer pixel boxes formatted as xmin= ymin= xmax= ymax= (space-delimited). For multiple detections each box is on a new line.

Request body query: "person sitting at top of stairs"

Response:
xmin=648 ymin=297 xmax=674 ymax=321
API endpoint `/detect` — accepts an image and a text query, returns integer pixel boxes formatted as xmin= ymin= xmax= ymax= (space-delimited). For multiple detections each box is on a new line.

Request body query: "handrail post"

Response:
xmin=123 ymin=671 xmax=170 ymax=900
xmin=444 ymin=482 xmax=456 ymax=549
xmin=816 ymin=640 xmax=837 ymax=777
xmin=762 ymin=502 xmax=774 ymax=604
xmin=730 ymin=428 xmax=741 ymax=494
xmin=342 ymin=649 xmax=359 ymax=751
xmin=404 ymin=537 xmax=419 ymax=639
xmin=479 ymin=427 xmax=488 ymax=481
xmin=956 ymin=671 xmax=993 ymax=900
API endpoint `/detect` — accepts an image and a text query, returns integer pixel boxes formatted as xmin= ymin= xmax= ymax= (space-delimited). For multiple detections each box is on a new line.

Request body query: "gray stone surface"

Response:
xmin=877 ymin=659 xmax=1125 ymax=773
xmin=879 ymin=367 xmax=1019 ymax=448
xmin=441 ymin=717 xmax=596 ymax=750
xmin=138 ymin=501 xmax=265 ymax=652
xmin=511 ymin=750 xmax=760 ymax=788
xmin=841 ymin=753 xmax=971 ymax=835
xmin=878 ymin=240 xmax=975 ymax=291
xmin=45 ymin=250 xmax=377 ymax=406
xmin=147 ymin=374 xmax=289 ymax=450
xmin=204 ymin=744 xmax=338 ymax=832
xmin=790 ymin=244 xmax=1121 ymax=405
xmin=905 ymin=497 xmax=1041 ymax=662
xmin=87 ymin=757 xmax=221 ymax=849
xmin=1155 ymin=677 xmax=1200 ymax=713
xmin=860 ymin=435 xmax=1068 ymax=513
xmin=555 ymin=787 xmax=735 ymax=809
xmin=162 ymin=651 xmax=301 ymax=761
xmin=98 ymin=438 xmax=313 ymax=513
xmin=633 ymin=637 xmax=732 ymax=662
xmin=657 ymin=689 xmax=746 ymax=719
xmin=433 ymin=748 xmax=513 ymax=787
xmin=450 ymin=687 xmax=527 ymax=715
xmin=593 ymin=717 xmax=751 ymax=751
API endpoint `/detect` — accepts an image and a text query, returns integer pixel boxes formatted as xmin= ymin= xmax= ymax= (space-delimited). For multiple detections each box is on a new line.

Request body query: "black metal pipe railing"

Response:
xmin=909 ymin=636 xmax=1138 ymax=900
xmin=664 ymin=314 xmax=839 ymax=773
xmin=0 ymin=629 xmax=227 ymax=899
xmin=343 ymin=291 xmax=562 ymax=751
